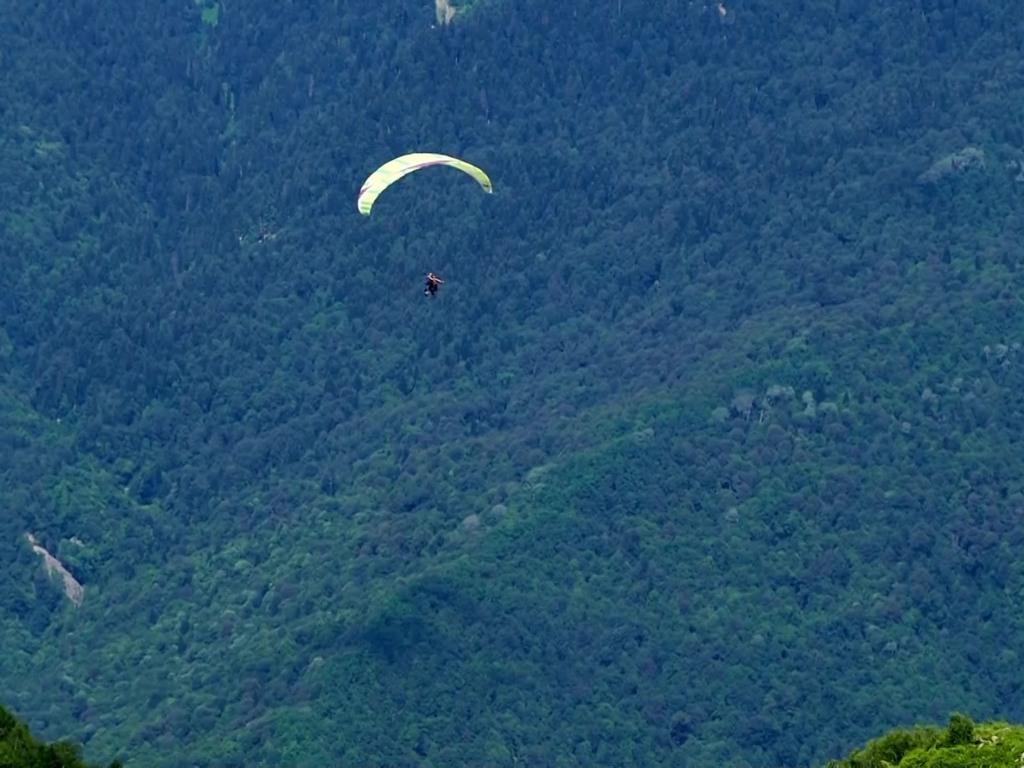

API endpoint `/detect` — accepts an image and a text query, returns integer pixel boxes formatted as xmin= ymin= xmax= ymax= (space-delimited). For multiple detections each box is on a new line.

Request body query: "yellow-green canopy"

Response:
xmin=357 ymin=153 xmax=493 ymax=215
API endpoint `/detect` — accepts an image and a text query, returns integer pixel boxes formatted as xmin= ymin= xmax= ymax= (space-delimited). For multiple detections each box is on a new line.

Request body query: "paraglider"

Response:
xmin=357 ymin=153 xmax=493 ymax=216
xmin=357 ymin=153 xmax=492 ymax=299
xmin=424 ymin=272 xmax=444 ymax=298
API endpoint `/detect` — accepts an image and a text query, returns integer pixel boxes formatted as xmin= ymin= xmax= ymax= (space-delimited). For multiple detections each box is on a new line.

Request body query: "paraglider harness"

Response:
xmin=424 ymin=272 xmax=444 ymax=297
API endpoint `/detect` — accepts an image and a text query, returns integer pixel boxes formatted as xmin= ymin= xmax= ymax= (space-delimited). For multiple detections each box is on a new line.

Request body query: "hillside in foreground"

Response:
xmin=0 ymin=705 xmax=118 ymax=768
xmin=828 ymin=715 xmax=1024 ymax=768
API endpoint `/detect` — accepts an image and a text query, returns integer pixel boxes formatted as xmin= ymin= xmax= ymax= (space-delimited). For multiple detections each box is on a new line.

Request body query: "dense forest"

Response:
xmin=3 ymin=0 xmax=1024 ymax=765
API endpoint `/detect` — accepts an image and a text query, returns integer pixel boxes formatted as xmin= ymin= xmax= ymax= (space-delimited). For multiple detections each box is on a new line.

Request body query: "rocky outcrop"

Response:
xmin=918 ymin=146 xmax=986 ymax=184
xmin=25 ymin=533 xmax=84 ymax=607
xmin=435 ymin=0 xmax=457 ymax=25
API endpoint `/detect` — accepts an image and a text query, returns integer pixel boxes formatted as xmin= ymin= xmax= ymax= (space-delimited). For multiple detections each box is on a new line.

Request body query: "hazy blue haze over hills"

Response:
xmin=1 ymin=0 xmax=1024 ymax=765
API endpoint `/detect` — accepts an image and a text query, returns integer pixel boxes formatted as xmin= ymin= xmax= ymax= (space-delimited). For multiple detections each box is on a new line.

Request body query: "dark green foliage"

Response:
xmin=944 ymin=714 xmax=976 ymax=747
xmin=0 ymin=704 xmax=116 ymax=768
xmin=2 ymin=0 xmax=1024 ymax=765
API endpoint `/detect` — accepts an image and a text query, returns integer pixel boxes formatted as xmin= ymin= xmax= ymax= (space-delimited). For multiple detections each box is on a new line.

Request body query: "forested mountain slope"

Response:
xmin=2 ymin=0 xmax=1024 ymax=765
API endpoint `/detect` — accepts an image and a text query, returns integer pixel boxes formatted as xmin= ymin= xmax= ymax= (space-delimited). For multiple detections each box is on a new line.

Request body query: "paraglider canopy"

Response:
xmin=357 ymin=153 xmax=493 ymax=215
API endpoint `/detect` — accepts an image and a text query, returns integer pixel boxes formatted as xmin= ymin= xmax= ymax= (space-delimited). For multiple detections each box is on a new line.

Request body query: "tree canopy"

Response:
xmin=2 ymin=0 xmax=1024 ymax=765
